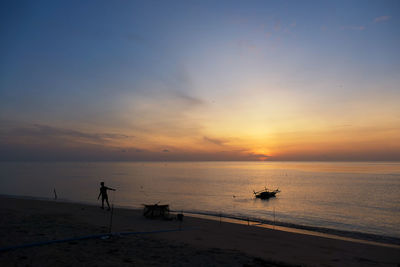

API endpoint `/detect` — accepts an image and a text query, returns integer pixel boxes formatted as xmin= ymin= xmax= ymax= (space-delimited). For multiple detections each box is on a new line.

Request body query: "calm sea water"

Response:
xmin=1 ymin=161 xmax=399 ymax=238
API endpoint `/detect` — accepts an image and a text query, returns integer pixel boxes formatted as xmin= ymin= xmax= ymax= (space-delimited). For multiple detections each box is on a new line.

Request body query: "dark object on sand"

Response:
xmin=143 ymin=204 xmax=170 ymax=219
xmin=253 ymin=187 xmax=280 ymax=199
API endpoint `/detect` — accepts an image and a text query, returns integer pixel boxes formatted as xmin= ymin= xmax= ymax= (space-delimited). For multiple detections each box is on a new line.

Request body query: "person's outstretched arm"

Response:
xmin=107 ymin=187 xmax=116 ymax=191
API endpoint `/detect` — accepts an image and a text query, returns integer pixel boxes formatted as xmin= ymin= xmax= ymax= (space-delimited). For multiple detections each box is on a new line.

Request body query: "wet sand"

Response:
xmin=0 ymin=196 xmax=399 ymax=266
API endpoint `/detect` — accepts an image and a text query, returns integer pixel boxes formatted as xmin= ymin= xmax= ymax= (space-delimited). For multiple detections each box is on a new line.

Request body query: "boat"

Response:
xmin=253 ymin=187 xmax=280 ymax=199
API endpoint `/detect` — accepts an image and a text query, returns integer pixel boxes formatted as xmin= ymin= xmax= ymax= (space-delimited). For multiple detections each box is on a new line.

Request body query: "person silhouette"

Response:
xmin=98 ymin=182 xmax=116 ymax=210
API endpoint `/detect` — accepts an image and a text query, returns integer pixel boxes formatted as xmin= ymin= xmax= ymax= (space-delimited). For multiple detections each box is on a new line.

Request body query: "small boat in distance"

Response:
xmin=253 ymin=187 xmax=280 ymax=199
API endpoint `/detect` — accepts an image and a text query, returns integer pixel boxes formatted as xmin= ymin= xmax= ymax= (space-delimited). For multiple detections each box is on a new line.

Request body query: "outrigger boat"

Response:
xmin=253 ymin=187 xmax=280 ymax=199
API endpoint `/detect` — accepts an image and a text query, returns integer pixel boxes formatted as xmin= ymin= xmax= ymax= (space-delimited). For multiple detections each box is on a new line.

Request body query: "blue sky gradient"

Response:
xmin=1 ymin=0 xmax=399 ymax=161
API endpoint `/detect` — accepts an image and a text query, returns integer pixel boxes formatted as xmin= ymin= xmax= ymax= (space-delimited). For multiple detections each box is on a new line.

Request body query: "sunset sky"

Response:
xmin=1 ymin=0 xmax=399 ymax=161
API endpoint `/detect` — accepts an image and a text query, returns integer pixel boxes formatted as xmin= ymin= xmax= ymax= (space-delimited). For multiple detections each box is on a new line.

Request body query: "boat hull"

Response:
xmin=253 ymin=188 xmax=280 ymax=199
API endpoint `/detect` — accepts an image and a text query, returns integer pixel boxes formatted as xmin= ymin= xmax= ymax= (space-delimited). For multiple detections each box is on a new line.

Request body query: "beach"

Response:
xmin=2 ymin=1 xmax=400 ymax=266
xmin=1 ymin=196 xmax=399 ymax=266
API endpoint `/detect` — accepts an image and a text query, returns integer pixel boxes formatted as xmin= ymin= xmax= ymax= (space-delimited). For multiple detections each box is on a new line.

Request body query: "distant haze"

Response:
xmin=1 ymin=0 xmax=400 ymax=161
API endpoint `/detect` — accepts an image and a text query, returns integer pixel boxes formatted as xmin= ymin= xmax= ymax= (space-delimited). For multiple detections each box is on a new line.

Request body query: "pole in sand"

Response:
xmin=108 ymin=204 xmax=114 ymax=233
xmin=178 ymin=210 xmax=183 ymax=231
xmin=108 ymin=191 xmax=116 ymax=233
xmin=273 ymin=206 xmax=276 ymax=229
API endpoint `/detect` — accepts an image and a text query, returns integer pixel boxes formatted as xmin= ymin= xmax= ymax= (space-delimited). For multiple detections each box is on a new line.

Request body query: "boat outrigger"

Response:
xmin=253 ymin=187 xmax=280 ymax=199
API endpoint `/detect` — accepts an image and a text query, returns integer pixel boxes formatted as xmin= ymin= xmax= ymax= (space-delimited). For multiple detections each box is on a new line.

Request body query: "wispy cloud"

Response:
xmin=203 ymin=136 xmax=227 ymax=146
xmin=341 ymin=25 xmax=366 ymax=31
xmin=374 ymin=15 xmax=391 ymax=23
xmin=246 ymin=152 xmax=270 ymax=160
xmin=153 ymin=65 xmax=205 ymax=107
xmin=171 ymin=90 xmax=204 ymax=106
xmin=0 ymin=123 xmax=133 ymax=144
xmin=274 ymin=19 xmax=281 ymax=31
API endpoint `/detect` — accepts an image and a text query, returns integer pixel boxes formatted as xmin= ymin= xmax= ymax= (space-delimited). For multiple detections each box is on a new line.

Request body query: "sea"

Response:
xmin=1 ymin=161 xmax=399 ymax=241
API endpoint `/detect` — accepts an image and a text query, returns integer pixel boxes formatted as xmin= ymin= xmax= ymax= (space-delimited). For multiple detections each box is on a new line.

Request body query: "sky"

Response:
xmin=0 ymin=0 xmax=400 ymax=161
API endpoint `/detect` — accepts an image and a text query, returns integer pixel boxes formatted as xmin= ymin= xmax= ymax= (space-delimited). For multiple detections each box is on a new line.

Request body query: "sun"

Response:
xmin=252 ymin=148 xmax=271 ymax=161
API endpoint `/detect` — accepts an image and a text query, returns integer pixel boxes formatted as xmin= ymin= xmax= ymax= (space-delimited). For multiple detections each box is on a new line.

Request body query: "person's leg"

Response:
xmin=106 ymin=198 xmax=110 ymax=210
xmin=101 ymin=197 xmax=105 ymax=209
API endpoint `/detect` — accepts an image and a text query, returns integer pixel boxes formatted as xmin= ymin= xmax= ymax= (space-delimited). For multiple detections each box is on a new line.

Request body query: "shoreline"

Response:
xmin=180 ymin=211 xmax=400 ymax=248
xmin=181 ymin=211 xmax=400 ymax=247
xmin=3 ymin=193 xmax=399 ymax=247
xmin=1 ymin=195 xmax=399 ymax=266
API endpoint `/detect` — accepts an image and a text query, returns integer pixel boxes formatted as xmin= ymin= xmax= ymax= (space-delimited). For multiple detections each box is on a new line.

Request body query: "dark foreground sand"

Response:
xmin=0 ymin=196 xmax=399 ymax=266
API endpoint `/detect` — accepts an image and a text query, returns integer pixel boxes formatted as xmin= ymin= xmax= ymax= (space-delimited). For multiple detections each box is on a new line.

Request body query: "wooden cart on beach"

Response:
xmin=143 ymin=204 xmax=170 ymax=219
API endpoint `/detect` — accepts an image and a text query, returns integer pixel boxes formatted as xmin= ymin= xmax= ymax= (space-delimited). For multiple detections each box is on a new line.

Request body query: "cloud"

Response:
xmin=237 ymin=40 xmax=259 ymax=54
xmin=162 ymin=149 xmax=170 ymax=152
xmin=0 ymin=123 xmax=133 ymax=144
xmin=203 ymin=136 xmax=227 ymax=146
xmin=374 ymin=16 xmax=391 ymax=23
xmin=246 ymin=153 xmax=270 ymax=161
xmin=341 ymin=26 xmax=366 ymax=31
xmin=143 ymin=65 xmax=204 ymax=107
xmin=335 ymin=124 xmax=353 ymax=128
xmin=171 ymin=90 xmax=204 ymax=106
xmin=121 ymin=148 xmax=147 ymax=153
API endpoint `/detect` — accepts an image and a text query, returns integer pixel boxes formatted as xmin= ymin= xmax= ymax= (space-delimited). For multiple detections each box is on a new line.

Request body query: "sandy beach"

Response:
xmin=0 ymin=196 xmax=399 ymax=266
